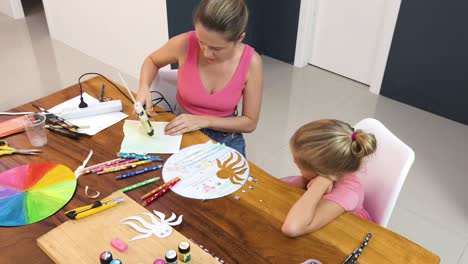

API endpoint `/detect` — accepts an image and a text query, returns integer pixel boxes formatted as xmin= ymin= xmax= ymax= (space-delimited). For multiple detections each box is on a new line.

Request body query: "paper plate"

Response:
xmin=162 ymin=142 xmax=249 ymax=200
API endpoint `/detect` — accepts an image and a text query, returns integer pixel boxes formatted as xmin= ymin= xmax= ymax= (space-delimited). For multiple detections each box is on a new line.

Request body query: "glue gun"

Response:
xmin=118 ymin=72 xmax=154 ymax=137
xmin=134 ymin=102 xmax=154 ymax=136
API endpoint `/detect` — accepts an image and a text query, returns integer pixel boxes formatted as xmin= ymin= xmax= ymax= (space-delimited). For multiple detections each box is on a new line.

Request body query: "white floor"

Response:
xmin=1 ymin=4 xmax=468 ymax=264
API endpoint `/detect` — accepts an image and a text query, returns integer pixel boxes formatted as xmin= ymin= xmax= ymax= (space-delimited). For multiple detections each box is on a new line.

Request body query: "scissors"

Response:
xmin=0 ymin=140 xmax=42 ymax=156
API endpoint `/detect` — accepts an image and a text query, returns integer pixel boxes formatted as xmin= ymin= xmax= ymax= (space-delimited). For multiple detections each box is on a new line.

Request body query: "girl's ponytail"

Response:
xmin=350 ymin=129 xmax=377 ymax=159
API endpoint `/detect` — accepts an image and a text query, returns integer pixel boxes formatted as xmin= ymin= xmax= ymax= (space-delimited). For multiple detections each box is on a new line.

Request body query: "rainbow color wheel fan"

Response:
xmin=0 ymin=163 xmax=77 ymax=226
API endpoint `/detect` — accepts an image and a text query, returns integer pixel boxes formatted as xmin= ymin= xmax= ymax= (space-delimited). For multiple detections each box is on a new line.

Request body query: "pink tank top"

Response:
xmin=177 ymin=31 xmax=254 ymax=117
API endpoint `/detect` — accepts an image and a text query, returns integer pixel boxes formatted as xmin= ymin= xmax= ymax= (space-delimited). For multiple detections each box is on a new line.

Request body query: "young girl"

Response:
xmin=137 ymin=0 xmax=263 ymax=156
xmin=281 ymin=119 xmax=377 ymax=237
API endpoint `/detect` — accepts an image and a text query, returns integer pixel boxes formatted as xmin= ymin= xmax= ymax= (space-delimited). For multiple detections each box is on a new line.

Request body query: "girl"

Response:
xmin=281 ymin=119 xmax=377 ymax=237
xmin=137 ymin=0 xmax=263 ymax=156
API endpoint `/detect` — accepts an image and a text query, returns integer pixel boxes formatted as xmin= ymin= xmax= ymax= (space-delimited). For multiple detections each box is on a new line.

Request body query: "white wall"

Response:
xmin=42 ymin=0 xmax=169 ymax=86
xmin=0 ymin=0 xmax=24 ymax=19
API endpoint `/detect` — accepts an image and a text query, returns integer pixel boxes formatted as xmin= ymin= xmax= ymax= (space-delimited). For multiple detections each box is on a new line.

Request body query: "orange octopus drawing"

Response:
xmin=216 ymin=152 xmax=248 ymax=185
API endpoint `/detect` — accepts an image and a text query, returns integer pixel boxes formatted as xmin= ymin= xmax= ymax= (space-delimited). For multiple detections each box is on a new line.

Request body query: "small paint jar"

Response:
xmin=110 ymin=260 xmax=122 ymax=264
xmin=165 ymin=249 xmax=178 ymax=264
xmin=178 ymin=241 xmax=191 ymax=263
xmin=153 ymin=259 xmax=166 ymax=264
xmin=99 ymin=251 xmax=113 ymax=264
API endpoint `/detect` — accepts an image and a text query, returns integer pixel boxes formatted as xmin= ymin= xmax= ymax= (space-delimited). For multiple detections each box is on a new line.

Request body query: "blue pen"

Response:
xmin=118 ymin=152 xmax=164 ymax=162
xmin=115 ymin=165 xmax=162 ymax=180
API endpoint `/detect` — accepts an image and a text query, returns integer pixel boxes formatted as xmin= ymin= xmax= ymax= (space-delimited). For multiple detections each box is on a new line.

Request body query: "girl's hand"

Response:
xmin=307 ymin=176 xmax=333 ymax=194
xmin=165 ymin=114 xmax=209 ymax=135
xmin=135 ymin=84 xmax=157 ymax=117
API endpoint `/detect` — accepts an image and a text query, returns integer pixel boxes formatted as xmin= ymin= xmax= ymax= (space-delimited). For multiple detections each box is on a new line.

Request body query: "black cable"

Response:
xmin=78 ymin=72 xmax=133 ymax=104
xmin=150 ymin=90 xmax=174 ymax=114
xmin=78 ymin=72 xmax=174 ymax=114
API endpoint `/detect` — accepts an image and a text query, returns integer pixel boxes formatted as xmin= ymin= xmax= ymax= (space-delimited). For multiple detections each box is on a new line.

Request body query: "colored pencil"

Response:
xmin=140 ymin=177 xmax=180 ymax=200
xmin=83 ymin=158 xmax=123 ymax=173
xmin=97 ymin=160 xmax=152 ymax=174
xmin=115 ymin=165 xmax=162 ymax=180
xmin=141 ymin=178 xmax=180 ymax=206
xmin=92 ymin=159 xmax=139 ymax=173
xmin=118 ymin=152 xmax=164 ymax=162
xmin=120 ymin=177 xmax=160 ymax=193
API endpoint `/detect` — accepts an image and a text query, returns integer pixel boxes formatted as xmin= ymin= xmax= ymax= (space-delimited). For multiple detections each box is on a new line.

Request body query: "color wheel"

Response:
xmin=0 ymin=163 xmax=77 ymax=226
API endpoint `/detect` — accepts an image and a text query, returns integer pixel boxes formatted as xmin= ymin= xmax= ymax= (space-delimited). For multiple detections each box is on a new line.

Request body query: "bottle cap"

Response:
xmin=99 ymin=251 xmax=113 ymax=264
xmin=178 ymin=241 xmax=191 ymax=254
xmin=165 ymin=249 xmax=177 ymax=262
xmin=110 ymin=260 xmax=122 ymax=264
xmin=153 ymin=259 xmax=166 ymax=264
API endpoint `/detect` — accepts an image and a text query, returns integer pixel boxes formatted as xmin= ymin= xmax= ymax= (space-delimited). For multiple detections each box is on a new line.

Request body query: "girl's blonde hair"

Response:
xmin=194 ymin=0 xmax=248 ymax=42
xmin=290 ymin=119 xmax=377 ymax=178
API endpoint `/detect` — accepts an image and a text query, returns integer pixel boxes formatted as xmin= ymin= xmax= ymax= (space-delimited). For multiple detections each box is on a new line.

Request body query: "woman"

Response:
xmin=137 ymin=0 xmax=263 ymax=156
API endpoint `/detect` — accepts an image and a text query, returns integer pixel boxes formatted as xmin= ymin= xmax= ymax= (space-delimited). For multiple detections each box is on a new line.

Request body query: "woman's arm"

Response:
xmin=281 ymin=177 xmax=345 ymax=237
xmin=136 ymin=33 xmax=188 ymax=114
xmin=165 ymin=52 xmax=263 ymax=135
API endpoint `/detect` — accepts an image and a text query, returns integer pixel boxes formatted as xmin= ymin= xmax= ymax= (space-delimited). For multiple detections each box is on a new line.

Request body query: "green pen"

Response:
xmin=120 ymin=177 xmax=160 ymax=193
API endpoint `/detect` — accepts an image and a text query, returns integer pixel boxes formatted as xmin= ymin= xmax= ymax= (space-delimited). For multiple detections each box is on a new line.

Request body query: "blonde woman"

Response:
xmin=137 ymin=0 xmax=263 ymax=156
xmin=282 ymin=119 xmax=377 ymax=237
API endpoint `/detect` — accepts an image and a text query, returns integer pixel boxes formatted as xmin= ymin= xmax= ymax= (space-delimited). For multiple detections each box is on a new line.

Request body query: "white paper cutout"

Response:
xmin=74 ymin=150 xmax=93 ymax=178
xmin=84 ymin=185 xmax=100 ymax=198
xmin=121 ymin=210 xmax=183 ymax=240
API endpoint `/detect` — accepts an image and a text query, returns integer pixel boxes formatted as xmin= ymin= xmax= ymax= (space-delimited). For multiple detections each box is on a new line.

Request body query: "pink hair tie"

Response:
xmin=351 ymin=132 xmax=357 ymax=141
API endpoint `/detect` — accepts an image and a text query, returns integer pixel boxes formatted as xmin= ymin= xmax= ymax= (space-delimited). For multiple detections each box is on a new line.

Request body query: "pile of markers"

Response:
xmin=82 ymin=152 xmax=181 ymax=206
xmin=82 ymin=152 xmax=164 ymax=179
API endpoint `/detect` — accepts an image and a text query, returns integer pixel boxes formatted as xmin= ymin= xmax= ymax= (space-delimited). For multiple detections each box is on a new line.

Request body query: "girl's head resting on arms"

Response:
xmin=193 ymin=0 xmax=248 ymax=63
xmin=290 ymin=119 xmax=377 ymax=181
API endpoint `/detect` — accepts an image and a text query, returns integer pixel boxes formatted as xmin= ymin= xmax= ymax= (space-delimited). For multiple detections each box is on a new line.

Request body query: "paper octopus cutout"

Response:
xmin=121 ymin=210 xmax=183 ymax=240
xmin=216 ymin=152 xmax=247 ymax=185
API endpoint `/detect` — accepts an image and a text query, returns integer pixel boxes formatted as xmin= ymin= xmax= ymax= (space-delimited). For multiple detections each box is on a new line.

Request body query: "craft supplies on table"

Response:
xmin=120 ymin=120 xmax=182 ymax=154
xmin=141 ymin=178 xmax=180 ymax=207
xmin=0 ymin=116 xmax=24 ymax=138
xmin=0 ymin=163 xmax=76 ymax=226
xmin=37 ymin=191 xmax=219 ymax=264
xmin=0 ymin=140 xmax=41 ymax=156
xmin=48 ymin=93 xmax=128 ymax=136
xmin=120 ymin=177 xmax=160 ymax=193
xmin=65 ymin=197 xmax=124 ymax=220
xmin=162 ymin=141 xmax=249 ymax=200
xmin=115 ymin=165 xmax=162 ymax=180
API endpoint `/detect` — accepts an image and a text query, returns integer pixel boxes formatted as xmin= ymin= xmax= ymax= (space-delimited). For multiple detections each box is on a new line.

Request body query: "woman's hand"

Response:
xmin=135 ymin=84 xmax=157 ymax=116
xmin=165 ymin=114 xmax=210 ymax=135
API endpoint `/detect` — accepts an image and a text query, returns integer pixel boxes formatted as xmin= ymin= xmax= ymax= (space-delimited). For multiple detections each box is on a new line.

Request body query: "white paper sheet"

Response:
xmin=120 ymin=120 xmax=182 ymax=154
xmin=48 ymin=93 xmax=128 ymax=136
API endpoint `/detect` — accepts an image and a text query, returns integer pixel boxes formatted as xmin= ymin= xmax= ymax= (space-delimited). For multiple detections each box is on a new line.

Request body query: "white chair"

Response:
xmin=354 ymin=118 xmax=415 ymax=227
xmin=149 ymin=69 xmax=178 ymax=112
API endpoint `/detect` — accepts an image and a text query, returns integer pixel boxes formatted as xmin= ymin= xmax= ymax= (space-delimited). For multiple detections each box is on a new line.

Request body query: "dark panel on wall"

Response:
xmin=165 ymin=0 xmax=301 ymax=64
xmin=381 ymin=1 xmax=468 ymax=125
xmin=259 ymin=1 xmax=301 ymax=64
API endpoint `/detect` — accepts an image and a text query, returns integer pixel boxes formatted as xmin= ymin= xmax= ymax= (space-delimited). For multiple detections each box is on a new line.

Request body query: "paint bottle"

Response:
xmin=110 ymin=260 xmax=122 ymax=264
xmin=153 ymin=259 xmax=166 ymax=264
xmin=165 ymin=249 xmax=178 ymax=264
xmin=178 ymin=241 xmax=191 ymax=263
xmin=99 ymin=251 xmax=113 ymax=264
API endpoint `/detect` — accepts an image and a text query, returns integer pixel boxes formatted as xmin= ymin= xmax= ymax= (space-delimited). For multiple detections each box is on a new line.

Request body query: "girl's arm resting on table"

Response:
xmin=281 ymin=177 xmax=345 ymax=237
xmin=137 ymin=33 xmax=188 ymax=114
xmin=165 ymin=52 xmax=263 ymax=135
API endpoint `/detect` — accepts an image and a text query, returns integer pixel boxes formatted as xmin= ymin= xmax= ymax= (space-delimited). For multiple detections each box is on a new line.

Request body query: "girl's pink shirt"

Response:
xmin=282 ymin=174 xmax=372 ymax=222
xmin=177 ymin=31 xmax=255 ymax=117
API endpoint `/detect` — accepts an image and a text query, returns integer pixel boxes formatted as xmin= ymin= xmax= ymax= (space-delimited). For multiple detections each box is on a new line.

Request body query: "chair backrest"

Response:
xmin=354 ymin=118 xmax=415 ymax=227
xmin=149 ymin=69 xmax=178 ymax=112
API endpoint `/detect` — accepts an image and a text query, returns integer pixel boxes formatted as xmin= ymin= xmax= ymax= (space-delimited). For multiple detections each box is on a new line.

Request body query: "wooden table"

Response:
xmin=0 ymin=76 xmax=439 ymax=264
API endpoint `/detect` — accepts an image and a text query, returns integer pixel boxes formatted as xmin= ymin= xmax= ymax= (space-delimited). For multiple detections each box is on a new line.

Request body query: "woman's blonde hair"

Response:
xmin=193 ymin=0 xmax=248 ymax=42
xmin=290 ymin=119 xmax=377 ymax=178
